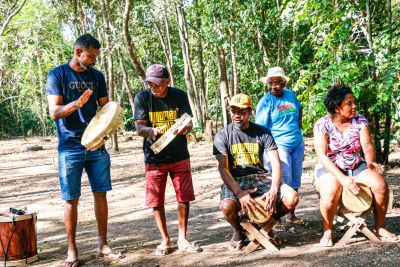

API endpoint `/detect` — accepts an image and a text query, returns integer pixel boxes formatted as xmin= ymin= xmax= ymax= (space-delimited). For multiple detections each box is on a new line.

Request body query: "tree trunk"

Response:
xmin=229 ymin=27 xmax=238 ymax=95
xmin=118 ymin=49 xmax=135 ymax=117
xmin=152 ymin=12 xmax=175 ymax=86
xmin=100 ymin=0 xmax=118 ymax=152
xmin=217 ymin=48 xmax=230 ymax=127
xmin=197 ymin=25 xmax=207 ymax=128
xmin=382 ymin=0 xmax=392 ymax=164
xmin=77 ymin=0 xmax=86 ymax=34
xmin=164 ymin=10 xmax=174 ymax=86
xmin=175 ymin=4 xmax=202 ymax=128
xmin=36 ymin=51 xmax=47 ymax=137
xmin=257 ymin=29 xmax=270 ymax=67
xmin=123 ymin=0 xmax=146 ymax=84
xmin=365 ymin=0 xmax=381 ymax=162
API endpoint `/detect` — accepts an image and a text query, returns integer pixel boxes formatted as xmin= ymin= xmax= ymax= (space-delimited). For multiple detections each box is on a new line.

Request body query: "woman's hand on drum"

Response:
xmin=342 ymin=176 xmax=360 ymax=195
xmin=368 ymin=162 xmax=384 ymax=174
xmin=262 ymin=188 xmax=278 ymax=215
xmin=75 ymin=89 xmax=93 ymax=108
xmin=237 ymin=188 xmax=258 ymax=213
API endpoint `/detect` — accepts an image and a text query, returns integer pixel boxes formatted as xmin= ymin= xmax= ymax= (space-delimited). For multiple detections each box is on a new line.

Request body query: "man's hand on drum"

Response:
xmin=147 ymin=125 xmax=167 ymax=141
xmin=75 ymin=89 xmax=93 ymax=108
xmin=341 ymin=176 xmax=360 ymax=195
xmin=261 ymin=187 xmax=278 ymax=215
xmin=237 ymin=188 xmax=258 ymax=213
xmin=368 ymin=162 xmax=384 ymax=174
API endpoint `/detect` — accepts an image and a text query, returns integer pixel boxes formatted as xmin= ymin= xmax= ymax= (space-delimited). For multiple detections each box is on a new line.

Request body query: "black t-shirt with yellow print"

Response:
xmin=213 ymin=122 xmax=278 ymax=178
xmin=134 ymin=87 xmax=193 ymax=163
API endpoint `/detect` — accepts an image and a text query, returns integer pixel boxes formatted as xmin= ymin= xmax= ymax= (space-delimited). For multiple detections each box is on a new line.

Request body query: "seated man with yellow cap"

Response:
xmin=213 ymin=93 xmax=299 ymax=250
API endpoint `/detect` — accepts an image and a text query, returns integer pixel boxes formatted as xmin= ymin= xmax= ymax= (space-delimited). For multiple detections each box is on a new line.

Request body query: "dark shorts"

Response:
xmin=220 ymin=174 xmax=291 ymax=208
xmin=145 ymin=158 xmax=195 ymax=207
xmin=314 ymin=161 xmax=368 ymax=185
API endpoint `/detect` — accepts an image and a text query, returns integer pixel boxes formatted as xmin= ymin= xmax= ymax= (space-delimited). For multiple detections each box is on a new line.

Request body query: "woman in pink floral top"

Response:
xmin=313 ymin=85 xmax=399 ymax=246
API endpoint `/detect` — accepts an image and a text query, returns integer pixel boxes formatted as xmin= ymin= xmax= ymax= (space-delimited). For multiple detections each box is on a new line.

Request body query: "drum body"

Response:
xmin=81 ymin=101 xmax=123 ymax=151
xmin=247 ymin=197 xmax=272 ymax=224
xmin=342 ymin=183 xmax=373 ymax=213
xmin=0 ymin=213 xmax=38 ymax=266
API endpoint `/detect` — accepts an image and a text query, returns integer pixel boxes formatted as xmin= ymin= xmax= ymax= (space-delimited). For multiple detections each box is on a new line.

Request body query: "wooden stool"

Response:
xmin=240 ymin=218 xmax=279 ymax=253
xmin=334 ymin=184 xmax=380 ymax=246
xmin=334 ymin=206 xmax=380 ymax=246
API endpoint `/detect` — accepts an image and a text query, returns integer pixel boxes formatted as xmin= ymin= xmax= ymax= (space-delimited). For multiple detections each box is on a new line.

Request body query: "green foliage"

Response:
xmin=0 ymin=0 xmax=399 ymax=162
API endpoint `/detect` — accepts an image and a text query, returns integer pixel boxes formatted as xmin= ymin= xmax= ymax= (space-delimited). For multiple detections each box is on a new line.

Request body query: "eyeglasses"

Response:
xmin=267 ymin=81 xmax=285 ymax=87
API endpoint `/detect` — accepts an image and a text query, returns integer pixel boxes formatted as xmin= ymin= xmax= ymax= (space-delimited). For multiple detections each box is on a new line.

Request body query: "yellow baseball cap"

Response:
xmin=228 ymin=93 xmax=252 ymax=109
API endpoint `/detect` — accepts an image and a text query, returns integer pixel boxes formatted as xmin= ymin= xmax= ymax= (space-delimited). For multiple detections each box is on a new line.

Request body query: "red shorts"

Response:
xmin=145 ymin=158 xmax=195 ymax=207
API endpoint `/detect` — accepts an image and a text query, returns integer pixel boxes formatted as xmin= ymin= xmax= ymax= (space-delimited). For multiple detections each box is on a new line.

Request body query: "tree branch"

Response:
xmin=0 ymin=0 xmax=27 ymax=37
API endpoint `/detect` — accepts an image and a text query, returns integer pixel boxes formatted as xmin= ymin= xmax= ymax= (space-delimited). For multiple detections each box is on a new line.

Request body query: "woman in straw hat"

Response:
xmin=255 ymin=66 xmax=304 ymax=228
xmin=313 ymin=85 xmax=399 ymax=246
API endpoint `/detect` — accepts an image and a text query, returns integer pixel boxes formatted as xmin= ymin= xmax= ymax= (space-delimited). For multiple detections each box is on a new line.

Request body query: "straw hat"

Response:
xmin=260 ymin=66 xmax=290 ymax=84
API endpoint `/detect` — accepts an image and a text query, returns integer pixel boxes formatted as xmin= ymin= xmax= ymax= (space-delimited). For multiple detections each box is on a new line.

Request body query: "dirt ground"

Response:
xmin=0 ymin=136 xmax=399 ymax=267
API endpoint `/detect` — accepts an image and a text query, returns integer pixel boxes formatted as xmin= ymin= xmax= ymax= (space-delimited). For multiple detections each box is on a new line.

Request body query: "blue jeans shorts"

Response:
xmin=58 ymin=146 xmax=112 ymax=200
xmin=313 ymin=161 xmax=368 ymax=186
xmin=264 ymin=140 xmax=305 ymax=190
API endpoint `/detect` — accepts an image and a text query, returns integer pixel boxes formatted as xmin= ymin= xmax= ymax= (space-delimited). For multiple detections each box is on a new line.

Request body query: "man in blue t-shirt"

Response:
xmin=46 ymin=34 xmax=123 ymax=266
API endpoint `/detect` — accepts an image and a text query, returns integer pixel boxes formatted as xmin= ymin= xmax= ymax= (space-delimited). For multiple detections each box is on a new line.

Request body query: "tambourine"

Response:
xmin=81 ymin=101 xmax=123 ymax=151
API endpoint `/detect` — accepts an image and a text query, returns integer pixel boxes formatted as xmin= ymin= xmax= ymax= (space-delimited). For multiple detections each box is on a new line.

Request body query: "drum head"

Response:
xmin=81 ymin=101 xmax=122 ymax=149
xmin=247 ymin=197 xmax=272 ymax=224
xmin=342 ymin=183 xmax=373 ymax=213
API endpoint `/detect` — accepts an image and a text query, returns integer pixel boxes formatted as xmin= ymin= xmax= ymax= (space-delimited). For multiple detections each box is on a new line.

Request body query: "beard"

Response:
xmin=233 ymin=120 xmax=245 ymax=130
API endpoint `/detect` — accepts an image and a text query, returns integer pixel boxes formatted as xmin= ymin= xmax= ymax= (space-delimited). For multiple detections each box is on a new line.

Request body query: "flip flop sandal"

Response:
xmin=63 ymin=259 xmax=80 ymax=267
xmin=287 ymin=218 xmax=308 ymax=226
xmin=377 ymin=235 xmax=400 ymax=243
xmin=273 ymin=224 xmax=287 ymax=232
xmin=228 ymin=239 xmax=243 ymax=251
xmin=313 ymin=238 xmax=333 ymax=247
xmin=268 ymin=231 xmax=284 ymax=246
xmin=97 ymin=249 xmax=125 ymax=260
xmin=155 ymin=244 xmax=171 ymax=256
xmin=177 ymin=242 xmax=203 ymax=253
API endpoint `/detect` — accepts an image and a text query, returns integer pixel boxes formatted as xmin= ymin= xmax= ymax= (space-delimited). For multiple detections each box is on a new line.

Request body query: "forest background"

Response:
xmin=0 ymin=0 xmax=399 ymax=163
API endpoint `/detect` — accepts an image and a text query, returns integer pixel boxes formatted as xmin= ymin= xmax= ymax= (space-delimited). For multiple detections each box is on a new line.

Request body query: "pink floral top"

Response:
xmin=314 ymin=114 xmax=368 ymax=170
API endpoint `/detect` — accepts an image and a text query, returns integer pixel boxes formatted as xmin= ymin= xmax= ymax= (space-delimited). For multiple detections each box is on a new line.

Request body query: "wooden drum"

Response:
xmin=247 ymin=197 xmax=272 ymax=224
xmin=342 ymin=183 xmax=373 ymax=213
xmin=0 ymin=212 xmax=38 ymax=266
xmin=81 ymin=101 xmax=123 ymax=151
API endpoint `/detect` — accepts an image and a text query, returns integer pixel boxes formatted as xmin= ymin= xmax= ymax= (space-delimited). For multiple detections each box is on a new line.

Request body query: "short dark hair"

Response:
xmin=323 ymin=85 xmax=353 ymax=114
xmin=73 ymin=34 xmax=101 ymax=50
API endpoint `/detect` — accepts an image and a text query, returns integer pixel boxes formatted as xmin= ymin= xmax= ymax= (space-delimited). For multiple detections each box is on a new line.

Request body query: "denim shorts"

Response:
xmin=220 ymin=174 xmax=291 ymax=208
xmin=264 ymin=140 xmax=305 ymax=190
xmin=314 ymin=161 xmax=368 ymax=186
xmin=58 ymin=146 xmax=112 ymax=200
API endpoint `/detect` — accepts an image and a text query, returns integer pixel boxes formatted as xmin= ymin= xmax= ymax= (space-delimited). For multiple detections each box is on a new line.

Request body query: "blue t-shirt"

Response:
xmin=46 ymin=63 xmax=108 ymax=150
xmin=255 ymin=89 xmax=303 ymax=149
